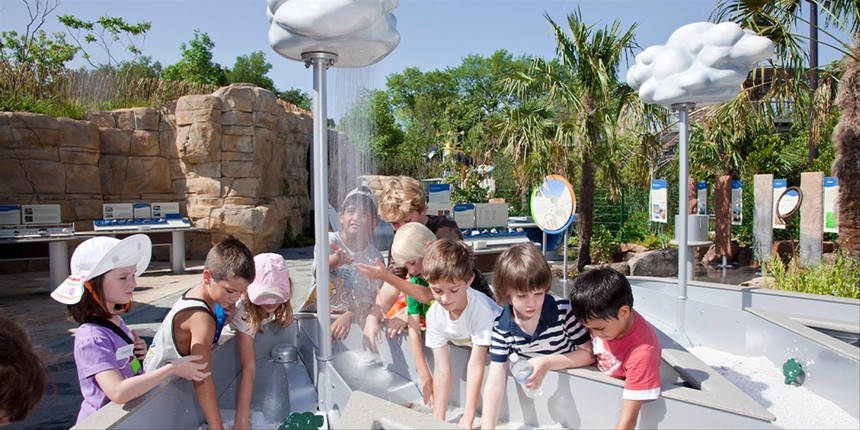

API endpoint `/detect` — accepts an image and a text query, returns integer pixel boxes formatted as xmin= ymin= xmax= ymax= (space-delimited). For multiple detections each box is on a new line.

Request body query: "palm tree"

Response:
xmin=832 ymin=40 xmax=860 ymax=257
xmin=497 ymin=8 xmax=642 ymax=271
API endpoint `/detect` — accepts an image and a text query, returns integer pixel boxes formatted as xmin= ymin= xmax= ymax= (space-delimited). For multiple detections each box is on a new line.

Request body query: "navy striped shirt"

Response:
xmin=489 ymin=294 xmax=591 ymax=363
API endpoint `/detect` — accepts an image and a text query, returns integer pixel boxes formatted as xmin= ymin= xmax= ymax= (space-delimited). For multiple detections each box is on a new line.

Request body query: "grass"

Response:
xmin=764 ymin=252 xmax=860 ymax=299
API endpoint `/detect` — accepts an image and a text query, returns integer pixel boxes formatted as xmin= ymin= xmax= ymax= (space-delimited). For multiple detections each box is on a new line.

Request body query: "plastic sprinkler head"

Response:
xmin=782 ymin=358 xmax=804 ymax=385
xmin=279 ymin=412 xmax=325 ymax=430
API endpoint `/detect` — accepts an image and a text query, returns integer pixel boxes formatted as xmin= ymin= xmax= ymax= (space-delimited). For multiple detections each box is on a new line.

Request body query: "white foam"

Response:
xmin=408 ymin=401 xmax=563 ymax=429
xmin=690 ymin=346 xmax=859 ymax=429
xmin=197 ymin=409 xmax=278 ymax=430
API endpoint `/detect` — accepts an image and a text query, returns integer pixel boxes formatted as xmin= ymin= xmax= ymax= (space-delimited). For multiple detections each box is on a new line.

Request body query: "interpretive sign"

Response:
xmin=773 ymin=179 xmax=787 ymax=229
xmin=22 ymin=204 xmax=61 ymax=224
xmin=650 ymin=180 xmax=668 ymax=224
xmin=823 ymin=177 xmax=839 ymax=233
xmin=731 ymin=180 xmax=743 ymax=226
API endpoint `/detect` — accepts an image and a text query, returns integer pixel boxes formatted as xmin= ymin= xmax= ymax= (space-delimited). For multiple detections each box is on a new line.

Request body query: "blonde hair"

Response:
xmin=391 ymin=222 xmax=437 ymax=265
xmin=493 ymin=243 xmax=552 ymax=306
xmin=378 ymin=176 xmax=426 ymax=222
xmin=242 ymin=287 xmax=294 ymax=335
xmin=422 ymin=239 xmax=474 ymax=284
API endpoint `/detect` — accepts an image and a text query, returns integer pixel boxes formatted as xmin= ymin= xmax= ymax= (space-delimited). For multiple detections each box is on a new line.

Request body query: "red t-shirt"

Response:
xmin=592 ymin=310 xmax=662 ymax=400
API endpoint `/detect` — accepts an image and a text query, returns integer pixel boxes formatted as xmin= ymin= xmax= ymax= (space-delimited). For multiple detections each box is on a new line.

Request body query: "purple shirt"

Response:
xmin=74 ymin=318 xmax=139 ymax=423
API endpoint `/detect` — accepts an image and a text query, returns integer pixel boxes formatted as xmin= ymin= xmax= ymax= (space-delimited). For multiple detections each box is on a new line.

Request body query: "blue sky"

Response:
xmin=1 ymin=0 xmax=851 ymax=117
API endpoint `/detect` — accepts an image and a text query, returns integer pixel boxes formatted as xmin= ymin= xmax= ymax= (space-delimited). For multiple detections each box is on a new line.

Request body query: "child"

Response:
xmin=50 ymin=235 xmax=209 ymax=424
xmin=481 ymin=243 xmax=594 ymax=429
xmin=230 ymin=253 xmax=294 ymax=430
xmin=0 ymin=316 xmax=47 ymax=427
xmin=568 ymin=267 xmax=662 ymax=430
xmin=302 ymin=186 xmax=383 ymax=341
xmin=422 ymin=239 xmax=500 ymax=429
xmin=143 ymin=236 xmax=256 ymax=430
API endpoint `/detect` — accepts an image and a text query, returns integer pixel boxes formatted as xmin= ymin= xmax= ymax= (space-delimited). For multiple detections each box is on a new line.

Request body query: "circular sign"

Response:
xmin=529 ymin=175 xmax=576 ymax=234
xmin=776 ymin=187 xmax=803 ymax=219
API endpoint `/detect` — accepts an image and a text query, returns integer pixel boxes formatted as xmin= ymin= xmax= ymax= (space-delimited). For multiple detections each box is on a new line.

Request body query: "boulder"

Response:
xmin=628 ymin=248 xmax=678 ymax=277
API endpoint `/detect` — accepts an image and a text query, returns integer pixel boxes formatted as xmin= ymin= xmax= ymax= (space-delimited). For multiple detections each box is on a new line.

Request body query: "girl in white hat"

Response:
xmin=229 ymin=252 xmax=294 ymax=429
xmin=51 ymin=235 xmax=210 ymax=424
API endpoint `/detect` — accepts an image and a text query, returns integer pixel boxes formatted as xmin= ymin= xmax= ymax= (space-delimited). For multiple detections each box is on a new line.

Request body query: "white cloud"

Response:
xmin=267 ymin=0 xmax=401 ymax=68
xmin=627 ymin=22 xmax=774 ymax=107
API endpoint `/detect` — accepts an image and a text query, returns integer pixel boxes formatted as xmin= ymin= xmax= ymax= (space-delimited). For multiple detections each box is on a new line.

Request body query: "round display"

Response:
xmin=776 ymin=187 xmax=803 ymax=219
xmin=529 ymin=175 xmax=576 ymax=234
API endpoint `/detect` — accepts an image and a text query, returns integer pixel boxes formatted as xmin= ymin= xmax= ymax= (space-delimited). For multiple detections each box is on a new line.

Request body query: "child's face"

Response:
xmin=391 ymin=209 xmax=425 ymax=231
xmin=260 ymin=303 xmax=280 ymax=314
xmin=340 ymin=203 xmax=378 ymax=239
xmin=510 ymin=288 xmax=547 ymax=323
xmin=101 ymin=265 xmax=138 ymax=308
xmin=204 ymin=270 xmax=250 ymax=309
xmin=581 ymin=306 xmax=631 ymax=341
xmin=429 ymin=275 xmax=474 ymax=313
xmin=403 ymin=257 xmax=424 ymax=278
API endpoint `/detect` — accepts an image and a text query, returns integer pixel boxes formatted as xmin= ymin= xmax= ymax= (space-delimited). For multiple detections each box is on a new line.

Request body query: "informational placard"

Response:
xmin=428 ymin=183 xmax=451 ymax=204
xmin=0 ymin=205 xmax=21 ymax=225
xmin=151 ymin=202 xmax=180 ymax=218
xmin=22 ymin=204 xmax=61 ymax=224
xmin=103 ymin=203 xmax=134 ymax=220
xmin=476 ymin=203 xmax=509 ymax=229
xmin=697 ymin=182 xmax=707 ymax=214
xmin=453 ymin=203 xmax=476 ymax=230
xmin=426 ymin=203 xmax=453 ymax=218
xmin=731 ymin=180 xmax=743 ymax=226
xmin=823 ymin=177 xmax=839 ymax=233
xmin=776 ymin=188 xmax=801 ymax=219
xmin=133 ymin=203 xmax=151 ymax=219
xmin=772 ymin=179 xmax=787 ymax=229
xmin=650 ymin=180 xmax=668 ymax=223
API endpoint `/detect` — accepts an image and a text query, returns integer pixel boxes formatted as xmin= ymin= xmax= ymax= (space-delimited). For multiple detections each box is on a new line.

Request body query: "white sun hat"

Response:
xmin=50 ymin=235 xmax=152 ymax=305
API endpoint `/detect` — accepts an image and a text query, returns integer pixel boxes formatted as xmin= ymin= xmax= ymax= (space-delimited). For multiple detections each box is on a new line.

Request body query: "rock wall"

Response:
xmin=0 ymin=83 xmax=312 ymax=260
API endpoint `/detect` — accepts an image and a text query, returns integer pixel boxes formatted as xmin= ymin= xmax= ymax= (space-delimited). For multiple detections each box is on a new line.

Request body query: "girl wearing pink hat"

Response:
xmin=229 ymin=253 xmax=294 ymax=430
xmin=50 ymin=235 xmax=210 ymax=424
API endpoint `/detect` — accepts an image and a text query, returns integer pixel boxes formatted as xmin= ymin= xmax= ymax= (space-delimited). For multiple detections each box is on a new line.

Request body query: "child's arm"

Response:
xmin=459 ymin=345 xmax=488 ymax=429
xmin=355 ymin=259 xmax=434 ymax=303
xmin=525 ymin=339 xmax=595 ymax=390
xmin=93 ymin=354 xmax=209 ymax=404
xmin=431 ymin=345 xmax=451 ymax=422
xmin=187 ymin=312 xmax=223 ymax=430
xmin=479 ymin=361 xmax=508 ymax=430
xmin=616 ymin=399 xmax=644 ymax=430
xmin=234 ymin=332 xmax=256 ymax=430
xmin=331 ymin=311 xmax=355 ymax=341
xmin=407 ymin=314 xmax=433 ymax=406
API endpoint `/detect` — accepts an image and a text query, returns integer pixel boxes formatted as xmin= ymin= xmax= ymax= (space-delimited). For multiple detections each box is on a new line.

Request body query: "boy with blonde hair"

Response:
xmin=481 ymin=243 xmax=594 ymax=429
xmin=422 ymin=239 xmax=500 ymax=429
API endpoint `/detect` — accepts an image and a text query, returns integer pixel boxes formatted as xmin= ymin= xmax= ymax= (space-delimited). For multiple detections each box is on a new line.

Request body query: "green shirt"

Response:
xmin=405 ymin=276 xmax=434 ymax=317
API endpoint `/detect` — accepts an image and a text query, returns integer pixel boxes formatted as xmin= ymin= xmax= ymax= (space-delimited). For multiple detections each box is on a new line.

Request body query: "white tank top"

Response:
xmin=143 ymin=290 xmax=215 ymax=373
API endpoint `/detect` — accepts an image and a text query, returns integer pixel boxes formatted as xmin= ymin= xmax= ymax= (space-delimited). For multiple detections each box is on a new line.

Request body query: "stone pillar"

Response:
xmin=799 ymin=172 xmax=824 ymax=268
xmin=753 ymin=174 xmax=774 ymax=264
xmin=688 ymin=178 xmax=698 ymax=214
xmin=715 ymin=176 xmax=731 ymax=258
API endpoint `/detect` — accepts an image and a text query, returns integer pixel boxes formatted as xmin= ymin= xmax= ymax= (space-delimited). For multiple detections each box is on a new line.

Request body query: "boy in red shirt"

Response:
xmin=569 ymin=267 xmax=662 ymax=430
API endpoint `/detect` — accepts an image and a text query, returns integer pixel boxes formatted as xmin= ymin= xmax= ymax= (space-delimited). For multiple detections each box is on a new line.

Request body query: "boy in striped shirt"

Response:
xmin=481 ymin=243 xmax=594 ymax=429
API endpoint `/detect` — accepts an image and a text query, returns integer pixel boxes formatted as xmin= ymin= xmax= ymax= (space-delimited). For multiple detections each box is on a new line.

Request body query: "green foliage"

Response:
xmin=282 ymin=218 xmax=314 ymax=249
xmin=58 ymin=14 xmax=151 ymax=69
xmin=638 ymin=233 xmax=664 ymax=250
xmin=227 ymin=51 xmax=275 ymax=92
xmin=0 ymin=29 xmax=77 ymax=79
xmin=278 ymin=87 xmax=311 ymax=110
xmin=765 ymin=252 xmax=860 ymax=299
xmin=161 ymin=30 xmax=227 ymax=86
xmin=590 ymin=224 xmax=617 ymax=263
xmin=448 ymin=170 xmax=489 ymax=204
xmin=0 ymin=94 xmax=86 ymax=119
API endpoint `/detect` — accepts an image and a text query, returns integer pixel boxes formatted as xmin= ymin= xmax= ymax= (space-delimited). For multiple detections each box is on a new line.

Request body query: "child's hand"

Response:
xmin=355 ymin=259 xmax=388 ymax=282
xmin=458 ymin=414 xmax=475 ymax=429
xmin=221 ymin=302 xmax=237 ymax=326
xmin=331 ymin=312 xmax=353 ymax=341
xmin=525 ymin=356 xmax=550 ymax=390
xmin=421 ymin=375 xmax=434 ymax=407
xmin=362 ymin=316 xmax=382 ymax=353
xmin=330 ymin=242 xmax=353 ymax=269
xmin=386 ymin=309 xmax=408 ymax=338
xmin=168 ymin=355 xmax=211 ymax=381
xmin=131 ymin=329 xmax=146 ymax=361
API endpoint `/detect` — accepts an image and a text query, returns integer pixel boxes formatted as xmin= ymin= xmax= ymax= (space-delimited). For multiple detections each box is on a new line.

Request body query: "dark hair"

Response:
xmin=204 ymin=236 xmax=256 ymax=283
xmin=422 ymin=239 xmax=474 ymax=284
xmin=341 ymin=185 xmax=377 ymax=215
xmin=0 ymin=316 xmax=47 ymax=423
xmin=568 ymin=267 xmax=633 ymax=323
xmin=493 ymin=243 xmax=552 ymax=306
xmin=66 ymin=275 xmax=114 ymax=324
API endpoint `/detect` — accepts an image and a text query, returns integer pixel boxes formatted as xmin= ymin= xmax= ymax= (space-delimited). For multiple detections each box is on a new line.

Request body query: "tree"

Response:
xmin=832 ymin=41 xmax=860 ymax=257
xmin=226 ymin=51 xmax=275 ymax=93
xmin=57 ymin=14 xmax=151 ymax=70
xmin=161 ymin=30 xmax=227 ymax=86
xmin=277 ymin=87 xmax=311 ymax=110
xmin=0 ymin=0 xmax=77 ymax=83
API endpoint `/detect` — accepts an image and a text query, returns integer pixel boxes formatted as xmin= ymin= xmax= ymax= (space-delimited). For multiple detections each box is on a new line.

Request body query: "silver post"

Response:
xmin=562 ymin=228 xmax=569 ymax=297
xmin=304 ymin=51 xmax=338 ymax=415
xmin=673 ymin=102 xmax=694 ymax=334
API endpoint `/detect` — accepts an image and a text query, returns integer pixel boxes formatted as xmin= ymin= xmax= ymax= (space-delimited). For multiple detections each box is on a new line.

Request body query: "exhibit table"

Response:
xmin=76 ymin=227 xmax=204 ymax=274
xmin=0 ymin=235 xmax=87 ymax=288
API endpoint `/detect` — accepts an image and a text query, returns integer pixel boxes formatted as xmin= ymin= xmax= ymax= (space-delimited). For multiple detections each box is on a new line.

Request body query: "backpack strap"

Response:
xmin=89 ymin=316 xmax=133 ymax=345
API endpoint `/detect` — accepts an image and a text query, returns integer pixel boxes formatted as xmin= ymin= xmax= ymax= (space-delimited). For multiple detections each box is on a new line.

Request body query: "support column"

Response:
xmin=753 ymin=174 xmax=774 ymax=264
xmin=799 ymin=172 xmax=824 ymax=268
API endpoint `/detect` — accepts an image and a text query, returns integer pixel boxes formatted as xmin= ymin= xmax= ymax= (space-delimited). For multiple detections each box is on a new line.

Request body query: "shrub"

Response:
xmin=764 ymin=252 xmax=860 ymax=299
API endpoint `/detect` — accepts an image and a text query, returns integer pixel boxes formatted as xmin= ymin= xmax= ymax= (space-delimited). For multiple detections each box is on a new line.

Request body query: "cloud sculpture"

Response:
xmin=627 ymin=22 xmax=774 ymax=107
xmin=267 ymin=0 xmax=400 ymax=68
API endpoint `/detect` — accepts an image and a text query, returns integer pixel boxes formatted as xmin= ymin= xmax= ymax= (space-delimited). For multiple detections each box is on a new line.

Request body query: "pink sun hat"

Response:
xmin=248 ymin=253 xmax=292 ymax=305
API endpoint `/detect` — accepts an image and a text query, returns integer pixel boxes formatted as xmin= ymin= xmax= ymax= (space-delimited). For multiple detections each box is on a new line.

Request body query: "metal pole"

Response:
xmin=304 ymin=51 xmax=337 ymax=414
xmin=673 ymin=103 xmax=694 ymax=334
xmin=807 ymin=0 xmax=819 ymax=168
xmin=563 ymin=228 xmax=569 ymax=298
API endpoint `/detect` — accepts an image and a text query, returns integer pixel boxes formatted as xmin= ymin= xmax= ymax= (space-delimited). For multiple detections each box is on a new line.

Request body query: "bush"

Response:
xmin=764 ymin=252 xmax=860 ymax=299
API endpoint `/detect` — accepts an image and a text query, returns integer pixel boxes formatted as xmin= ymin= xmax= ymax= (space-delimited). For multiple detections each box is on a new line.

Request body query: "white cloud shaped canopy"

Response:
xmin=267 ymin=0 xmax=400 ymax=68
xmin=626 ymin=22 xmax=774 ymax=107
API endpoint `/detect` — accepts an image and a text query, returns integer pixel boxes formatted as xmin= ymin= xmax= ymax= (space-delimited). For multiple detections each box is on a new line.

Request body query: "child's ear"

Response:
xmin=618 ymin=305 xmax=631 ymax=320
xmin=202 ymin=269 xmax=212 ymax=285
xmin=424 ymin=240 xmax=433 ymax=247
